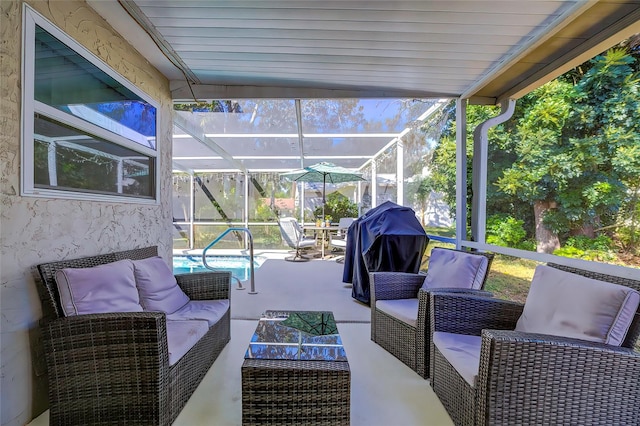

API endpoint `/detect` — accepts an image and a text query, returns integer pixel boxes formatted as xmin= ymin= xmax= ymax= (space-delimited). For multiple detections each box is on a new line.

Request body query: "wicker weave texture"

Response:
xmin=36 ymin=246 xmax=231 ymax=425
xmin=430 ymin=264 xmax=640 ymax=426
xmin=242 ymin=359 xmax=351 ymax=425
xmin=370 ymin=249 xmax=494 ymax=379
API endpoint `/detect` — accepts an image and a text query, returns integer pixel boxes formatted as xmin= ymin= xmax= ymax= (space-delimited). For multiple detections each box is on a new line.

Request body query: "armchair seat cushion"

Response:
xmin=422 ymin=248 xmax=489 ymax=290
xmin=167 ymin=300 xmax=230 ymax=326
xmin=166 ymin=319 xmax=210 ymax=366
xmin=376 ymin=298 xmax=419 ymax=328
xmin=433 ymin=332 xmax=482 ymax=386
xmin=515 ymin=265 xmax=640 ymax=346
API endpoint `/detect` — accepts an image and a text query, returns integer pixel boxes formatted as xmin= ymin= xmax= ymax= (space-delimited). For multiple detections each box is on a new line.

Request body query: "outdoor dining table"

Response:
xmin=303 ymin=224 xmax=340 ymax=259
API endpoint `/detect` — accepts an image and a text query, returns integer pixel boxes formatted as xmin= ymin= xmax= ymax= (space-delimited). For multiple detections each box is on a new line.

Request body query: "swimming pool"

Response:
xmin=173 ymin=255 xmax=266 ymax=281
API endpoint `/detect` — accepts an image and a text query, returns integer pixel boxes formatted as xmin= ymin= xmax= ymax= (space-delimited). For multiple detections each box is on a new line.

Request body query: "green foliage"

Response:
xmin=486 ymin=215 xmax=535 ymax=250
xmin=565 ymin=235 xmax=613 ymax=251
xmin=313 ymin=192 xmax=358 ymax=221
xmin=554 ymin=235 xmax=617 ymax=262
xmin=429 ymin=42 xmax=639 ymax=258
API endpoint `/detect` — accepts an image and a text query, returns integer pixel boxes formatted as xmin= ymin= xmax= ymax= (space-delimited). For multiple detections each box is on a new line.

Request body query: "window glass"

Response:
xmin=34 ymin=114 xmax=154 ymax=198
xmin=34 ymin=25 xmax=156 ymax=150
xmin=23 ymin=10 xmax=159 ymax=202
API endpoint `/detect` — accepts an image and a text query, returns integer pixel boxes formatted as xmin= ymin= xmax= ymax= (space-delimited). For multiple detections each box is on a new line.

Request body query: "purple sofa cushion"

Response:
xmin=166 ymin=319 xmax=209 ymax=366
xmin=132 ymin=256 xmax=190 ymax=314
xmin=167 ymin=300 xmax=230 ymax=327
xmin=55 ymin=259 xmax=143 ymax=316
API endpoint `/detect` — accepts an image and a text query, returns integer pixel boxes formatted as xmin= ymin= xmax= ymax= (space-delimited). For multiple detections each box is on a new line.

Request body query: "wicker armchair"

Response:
xmin=429 ymin=264 xmax=640 ymax=426
xmin=370 ymin=248 xmax=493 ymax=378
xmin=36 ymin=246 xmax=231 ymax=426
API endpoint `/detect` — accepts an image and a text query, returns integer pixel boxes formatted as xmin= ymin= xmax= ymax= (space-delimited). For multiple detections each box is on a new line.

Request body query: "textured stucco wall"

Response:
xmin=0 ymin=1 xmax=173 ymax=424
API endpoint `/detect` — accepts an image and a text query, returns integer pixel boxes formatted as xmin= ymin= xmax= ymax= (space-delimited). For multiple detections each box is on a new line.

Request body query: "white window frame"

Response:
xmin=21 ymin=5 xmax=160 ymax=204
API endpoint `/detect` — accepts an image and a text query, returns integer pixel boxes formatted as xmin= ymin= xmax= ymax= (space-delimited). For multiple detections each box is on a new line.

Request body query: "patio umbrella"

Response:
xmin=281 ymin=162 xmax=365 ymax=221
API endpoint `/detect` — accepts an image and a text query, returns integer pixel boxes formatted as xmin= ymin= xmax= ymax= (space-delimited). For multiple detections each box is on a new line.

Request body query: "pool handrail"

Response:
xmin=202 ymin=227 xmax=257 ymax=294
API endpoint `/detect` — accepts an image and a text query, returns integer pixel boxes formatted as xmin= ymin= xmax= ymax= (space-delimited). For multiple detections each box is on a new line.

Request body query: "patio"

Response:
xmin=28 ymin=256 xmax=454 ymax=426
xmin=3 ymin=2 xmax=640 ymax=426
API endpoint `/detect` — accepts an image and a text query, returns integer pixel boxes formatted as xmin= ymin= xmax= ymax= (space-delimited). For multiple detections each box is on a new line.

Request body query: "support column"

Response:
xmin=396 ymin=139 xmax=404 ymax=205
xmin=371 ymin=161 xmax=378 ymax=209
xmin=455 ymin=98 xmax=467 ymax=249
xmin=189 ymin=173 xmax=195 ymax=249
xmin=244 ymin=171 xmax=250 ymax=249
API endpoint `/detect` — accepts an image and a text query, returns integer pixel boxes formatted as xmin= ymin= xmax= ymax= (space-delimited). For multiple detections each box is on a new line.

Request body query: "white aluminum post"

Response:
xmin=455 ymin=98 xmax=467 ymax=249
xmin=244 ymin=171 xmax=250 ymax=249
xmin=396 ymin=139 xmax=404 ymax=205
xmin=371 ymin=161 xmax=378 ymax=208
xmin=189 ymin=173 xmax=195 ymax=249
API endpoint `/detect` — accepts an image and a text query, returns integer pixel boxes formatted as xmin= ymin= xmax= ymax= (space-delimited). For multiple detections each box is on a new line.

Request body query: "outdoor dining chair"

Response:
xmin=329 ymin=217 xmax=355 ymax=262
xmin=429 ymin=264 xmax=640 ymax=426
xmin=278 ymin=217 xmax=318 ymax=262
xmin=369 ymin=247 xmax=493 ymax=378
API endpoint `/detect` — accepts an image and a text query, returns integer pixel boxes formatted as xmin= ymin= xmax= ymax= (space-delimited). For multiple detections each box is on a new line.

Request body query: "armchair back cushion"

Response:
xmin=133 ymin=256 xmax=190 ymax=314
xmin=55 ymin=259 xmax=143 ymax=316
xmin=422 ymin=248 xmax=489 ymax=290
xmin=515 ymin=265 xmax=640 ymax=346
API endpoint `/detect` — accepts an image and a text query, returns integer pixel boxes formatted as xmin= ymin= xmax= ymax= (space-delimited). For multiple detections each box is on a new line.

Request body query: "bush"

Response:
xmin=486 ymin=215 xmax=534 ymax=250
xmin=554 ymin=235 xmax=617 ymax=262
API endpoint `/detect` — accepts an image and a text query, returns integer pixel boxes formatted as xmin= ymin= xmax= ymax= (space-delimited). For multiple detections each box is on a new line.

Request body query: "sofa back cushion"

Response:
xmin=515 ymin=265 xmax=640 ymax=346
xmin=422 ymin=248 xmax=489 ymax=290
xmin=55 ymin=259 xmax=143 ymax=316
xmin=132 ymin=256 xmax=190 ymax=314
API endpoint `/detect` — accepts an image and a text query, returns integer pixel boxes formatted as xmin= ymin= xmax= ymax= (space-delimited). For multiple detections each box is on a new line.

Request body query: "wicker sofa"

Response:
xmin=36 ymin=246 xmax=231 ymax=425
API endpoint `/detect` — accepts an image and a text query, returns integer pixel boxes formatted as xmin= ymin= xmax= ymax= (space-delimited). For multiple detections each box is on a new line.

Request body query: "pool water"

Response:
xmin=173 ymin=255 xmax=266 ymax=281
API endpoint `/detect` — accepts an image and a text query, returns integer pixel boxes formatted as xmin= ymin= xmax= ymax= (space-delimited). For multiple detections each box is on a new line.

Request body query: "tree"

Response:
xmin=497 ymin=49 xmax=640 ymax=253
xmin=430 ymin=44 xmax=639 ymax=256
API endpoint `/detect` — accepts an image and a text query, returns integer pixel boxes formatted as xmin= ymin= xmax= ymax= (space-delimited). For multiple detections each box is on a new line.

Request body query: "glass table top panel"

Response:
xmin=245 ymin=310 xmax=347 ymax=362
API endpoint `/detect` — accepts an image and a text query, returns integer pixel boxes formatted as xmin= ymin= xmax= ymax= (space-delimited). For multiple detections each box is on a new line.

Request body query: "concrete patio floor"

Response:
xmin=28 ymin=254 xmax=454 ymax=426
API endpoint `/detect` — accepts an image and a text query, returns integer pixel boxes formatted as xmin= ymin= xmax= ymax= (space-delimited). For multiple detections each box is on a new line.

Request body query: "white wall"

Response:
xmin=0 ymin=1 xmax=173 ymax=424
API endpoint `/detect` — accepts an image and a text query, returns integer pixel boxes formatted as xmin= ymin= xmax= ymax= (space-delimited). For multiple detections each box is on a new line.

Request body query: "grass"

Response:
xmin=483 ymin=255 xmax=538 ymax=303
xmin=420 ymin=242 xmax=537 ymax=304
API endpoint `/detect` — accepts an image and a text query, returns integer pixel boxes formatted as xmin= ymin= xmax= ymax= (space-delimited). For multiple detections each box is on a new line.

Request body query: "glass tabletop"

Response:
xmin=244 ymin=310 xmax=347 ymax=362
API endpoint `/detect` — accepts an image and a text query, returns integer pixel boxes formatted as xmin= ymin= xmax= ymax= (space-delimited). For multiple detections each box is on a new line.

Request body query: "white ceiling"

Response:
xmin=89 ymin=0 xmax=640 ymax=104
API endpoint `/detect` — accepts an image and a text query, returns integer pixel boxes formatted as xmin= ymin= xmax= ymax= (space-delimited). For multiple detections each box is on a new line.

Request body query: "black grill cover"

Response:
xmin=343 ymin=201 xmax=429 ymax=304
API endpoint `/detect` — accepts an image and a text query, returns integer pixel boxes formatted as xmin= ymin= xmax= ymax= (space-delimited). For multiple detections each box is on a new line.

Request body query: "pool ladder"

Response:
xmin=202 ymin=227 xmax=257 ymax=294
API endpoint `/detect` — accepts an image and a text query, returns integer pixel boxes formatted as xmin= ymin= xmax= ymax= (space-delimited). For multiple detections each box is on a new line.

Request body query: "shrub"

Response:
xmin=554 ymin=235 xmax=617 ymax=262
xmin=486 ymin=215 xmax=534 ymax=250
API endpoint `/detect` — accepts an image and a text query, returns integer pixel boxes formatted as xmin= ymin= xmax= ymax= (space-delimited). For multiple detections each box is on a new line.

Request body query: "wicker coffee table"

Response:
xmin=241 ymin=310 xmax=351 ymax=425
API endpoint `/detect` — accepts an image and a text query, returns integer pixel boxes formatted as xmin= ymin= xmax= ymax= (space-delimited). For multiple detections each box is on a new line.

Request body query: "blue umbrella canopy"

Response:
xmin=281 ymin=162 xmax=365 ymax=221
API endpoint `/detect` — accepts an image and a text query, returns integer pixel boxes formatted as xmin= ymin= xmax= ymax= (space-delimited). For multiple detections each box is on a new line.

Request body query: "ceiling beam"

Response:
xmin=170 ymin=81 xmax=455 ymax=101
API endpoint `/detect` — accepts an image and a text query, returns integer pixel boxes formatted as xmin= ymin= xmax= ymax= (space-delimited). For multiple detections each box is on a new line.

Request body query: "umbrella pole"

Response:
xmin=322 ymin=174 xmax=326 ymax=222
